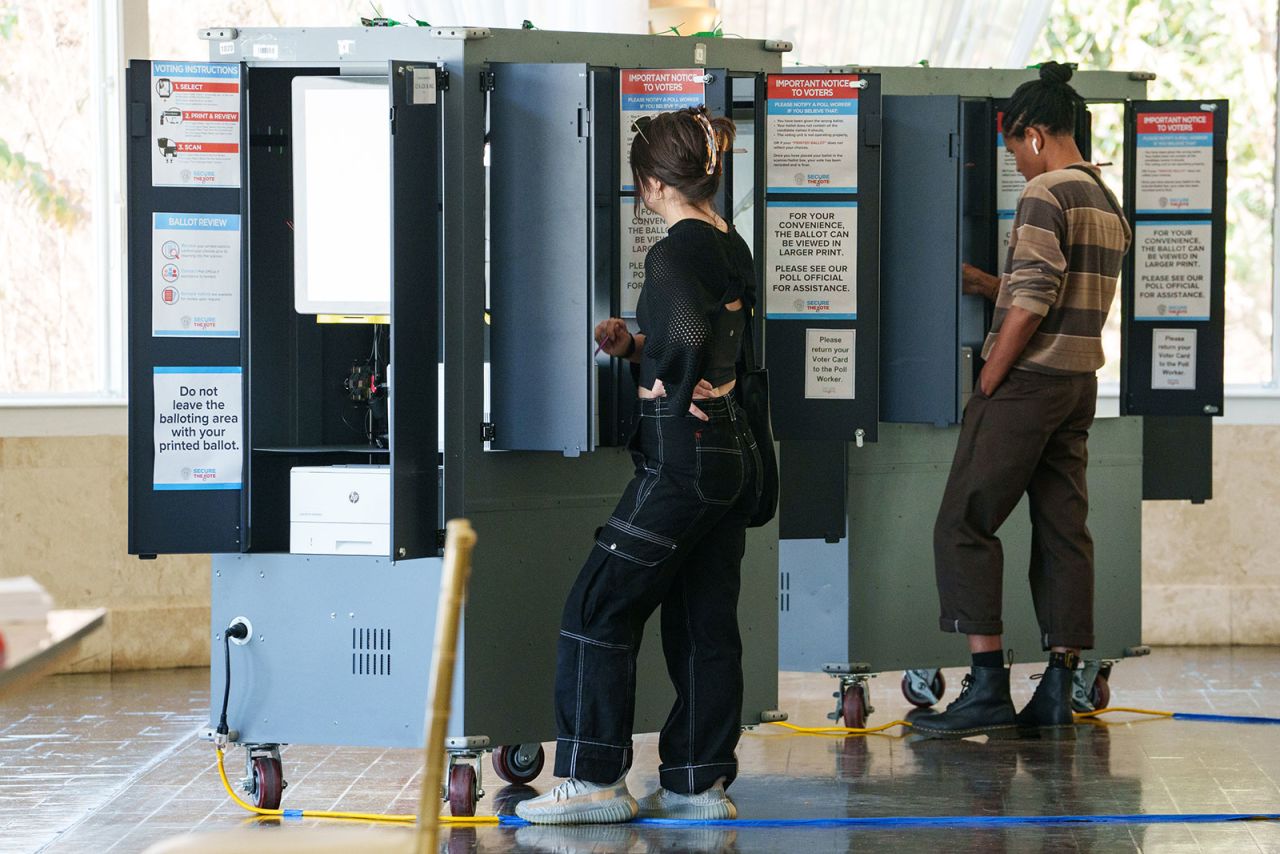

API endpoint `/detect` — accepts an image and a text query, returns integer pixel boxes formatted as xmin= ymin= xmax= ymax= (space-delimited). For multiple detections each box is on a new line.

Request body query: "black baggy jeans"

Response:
xmin=553 ymin=392 xmax=760 ymax=795
xmin=933 ymin=369 xmax=1098 ymax=650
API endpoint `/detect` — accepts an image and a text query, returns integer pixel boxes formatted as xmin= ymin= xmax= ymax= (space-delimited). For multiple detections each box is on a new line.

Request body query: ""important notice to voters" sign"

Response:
xmin=766 ymin=200 xmax=856 ymax=319
xmin=1135 ymin=111 xmax=1213 ymax=215
xmin=152 ymin=367 xmax=243 ymax=490
xmin=150 ymin=61 xmax=241 ymax=188
xmin=620 ymin=69 xmax=705 ymax=192
xmin=766 ymin=74 xmax=859 ymax=194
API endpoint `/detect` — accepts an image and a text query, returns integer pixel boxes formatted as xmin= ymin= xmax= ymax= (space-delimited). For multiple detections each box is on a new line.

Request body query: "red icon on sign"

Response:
xmin=161 ymin=287 xmax=180 ymax=305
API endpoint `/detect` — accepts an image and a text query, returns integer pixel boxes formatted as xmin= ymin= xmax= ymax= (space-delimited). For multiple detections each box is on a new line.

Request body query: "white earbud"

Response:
xmin=1031 ymin=137 xmax=1041 ymax=155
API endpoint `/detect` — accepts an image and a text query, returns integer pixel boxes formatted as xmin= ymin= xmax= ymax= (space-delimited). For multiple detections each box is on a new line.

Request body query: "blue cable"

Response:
xmin=499 ymin=812 xmax=1280 ymax=829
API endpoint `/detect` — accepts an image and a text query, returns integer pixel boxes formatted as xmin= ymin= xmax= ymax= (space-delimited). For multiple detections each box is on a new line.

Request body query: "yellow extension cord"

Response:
xmin=215 ymin=747 xmax=500 ymax=825
xmin=214 ymin=707 xmax=1176 ymax=824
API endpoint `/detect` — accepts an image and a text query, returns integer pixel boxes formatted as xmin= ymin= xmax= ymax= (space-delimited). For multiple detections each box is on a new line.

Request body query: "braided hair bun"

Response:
xmin=1039 ymin=61 xmax=1075 ymax=86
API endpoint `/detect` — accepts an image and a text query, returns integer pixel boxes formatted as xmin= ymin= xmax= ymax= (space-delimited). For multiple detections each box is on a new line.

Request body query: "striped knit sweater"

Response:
xmin=982 ymin=164 xmax=1132 ymax=375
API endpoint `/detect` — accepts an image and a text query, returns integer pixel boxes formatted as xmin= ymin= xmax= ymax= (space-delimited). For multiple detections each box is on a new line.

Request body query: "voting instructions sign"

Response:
xmin=766 ymin=200 xmax=857 ymax=319
xmin=150 ymin=61 xmax=241 ymax=188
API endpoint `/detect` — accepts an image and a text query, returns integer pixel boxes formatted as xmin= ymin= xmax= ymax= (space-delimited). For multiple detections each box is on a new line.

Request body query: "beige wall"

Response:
xmin=1142 ymin=423 xmax=1280 ymax=645
xmin=0 ymin=421 xmax=1269 ymax=672
xmin=0 ymin=429 xmax=210 ymax=672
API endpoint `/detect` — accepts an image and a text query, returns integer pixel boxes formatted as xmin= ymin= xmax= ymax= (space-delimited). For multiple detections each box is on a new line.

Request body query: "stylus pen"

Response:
xmin=593 ymin=335 xmax=612 ymax=357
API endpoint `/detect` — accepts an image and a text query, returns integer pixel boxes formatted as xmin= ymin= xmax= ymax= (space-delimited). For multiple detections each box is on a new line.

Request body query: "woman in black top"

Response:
xmin=517 ymin=107 xmax=761 ymax=826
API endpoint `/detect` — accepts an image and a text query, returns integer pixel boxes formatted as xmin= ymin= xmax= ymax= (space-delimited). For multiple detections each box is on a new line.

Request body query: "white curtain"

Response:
xmin=402 ymin=0 xmax=649 ymax=33
xmin=716 ymin=0 xmax=1052 ymax=68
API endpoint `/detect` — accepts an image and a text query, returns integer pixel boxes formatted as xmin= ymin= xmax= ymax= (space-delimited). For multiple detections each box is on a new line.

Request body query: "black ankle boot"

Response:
xmin=911 ymin=666 xmax=1016 ymax=736
xmin=1015 ymin=665 xmax=1075 ymax=728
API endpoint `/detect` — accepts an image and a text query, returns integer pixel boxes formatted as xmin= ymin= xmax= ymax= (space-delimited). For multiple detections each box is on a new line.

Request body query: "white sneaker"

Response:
xmin=514 ymin=777 xmax=638 ymax=825
xmin=635 ymin=778 xmax=737 ymax=819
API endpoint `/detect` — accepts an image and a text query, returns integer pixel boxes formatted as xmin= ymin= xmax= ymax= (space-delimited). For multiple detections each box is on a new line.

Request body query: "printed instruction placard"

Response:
xmin=1134 ymin=220 xmax=1212 ymax=321
xmin=766 ymin=74 xmax=859 ymax=193
xmin=620 ymin=203 xmax=667 ymax=316
xmin=766 ymin=201 xmax=857 ymax=319
xmin=152 ymin=212 xmax=241 ymax=337
xmin=150 ymin=61 xmax=241 ymax=188
xmin=153 ymin=367 xmax=243 ymax=490
xmin=1151 ymin=329 xmax=1197 ymax=390
xmin=997 ymin=213 xmax=1016 ymax=268
xmin=996 ymin=112 xmax=1027 ymax=214
xmin=620 ymin=69 xmax=705 ymax=192
xmin=805 ymin=328 xmax=855 ymax=400
xmin=1135 ymin=111 xmax=1213 ymax=214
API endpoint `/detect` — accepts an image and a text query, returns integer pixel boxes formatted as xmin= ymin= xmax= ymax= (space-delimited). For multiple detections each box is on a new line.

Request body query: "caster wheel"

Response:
xmin=842 ymin=684 xmax=868 ymax=729
xmin=901 ymin=671 xmax=946 ymax=708
xmin=250 ymin=756 xmax=284 ymax=810
xmin=448 ymin=764 xmax=478 ymax=817
xmin=492 ymin=743 xmax=545 ymax=785
xmin=1090 ymin=674 xmax=1111 ymax=710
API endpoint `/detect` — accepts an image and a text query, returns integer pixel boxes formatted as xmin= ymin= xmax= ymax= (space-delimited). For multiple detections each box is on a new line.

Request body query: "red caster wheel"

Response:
xmin=492 ymin=743 xmax=545 ymax=785
xmin=901 ymin=670 xmax=946 ymax=708
xmin=842 ymin=684 xmax=868 ymax=729
xmin=1090 ymin=674 xmax=1111 ymax=710
xmin=249 ymin=756 xmax=284 ymax=810
xmin=448 ymin=764 xmax=478 ymax=817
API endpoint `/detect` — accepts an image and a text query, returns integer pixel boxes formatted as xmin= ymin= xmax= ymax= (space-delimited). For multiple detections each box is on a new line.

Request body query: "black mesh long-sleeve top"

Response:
xmin=636 ymin=218 xmax=756 ymax=414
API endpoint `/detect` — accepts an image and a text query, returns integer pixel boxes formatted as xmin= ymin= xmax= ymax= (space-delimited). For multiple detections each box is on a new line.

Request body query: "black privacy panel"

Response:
xmin=388 ymin=61 xmax=442 ymax=559
xmin=762 ymin=72 xmax=881 ymax=442
xmin=126 ymin=60 xmax=246 ymax=555
xmin=1122 ymin=100 xmax=1228 ymax=418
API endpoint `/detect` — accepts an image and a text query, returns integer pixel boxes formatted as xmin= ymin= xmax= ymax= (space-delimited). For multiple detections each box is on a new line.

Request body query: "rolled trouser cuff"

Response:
xmin=940 ymin=617 xmax=1004 ymax=636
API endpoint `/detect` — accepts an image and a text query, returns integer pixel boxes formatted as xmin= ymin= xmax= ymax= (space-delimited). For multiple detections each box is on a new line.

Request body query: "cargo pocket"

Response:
xmin=694 ymin=433 xmax=744 ymax=505
xmin=596 ymin=516 xmax=678 ymax=567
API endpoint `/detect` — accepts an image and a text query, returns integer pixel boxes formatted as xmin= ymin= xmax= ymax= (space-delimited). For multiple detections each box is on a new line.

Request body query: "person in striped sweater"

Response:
xmin=915 ymin=61 xmax=1133 ymax=737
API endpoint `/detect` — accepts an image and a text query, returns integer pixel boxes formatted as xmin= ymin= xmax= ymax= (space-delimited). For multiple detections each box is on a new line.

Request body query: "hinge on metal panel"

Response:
xmin=389 ymin=105 xmax=397 ymax=136
xmin=437 ymin=68 xmax=450 ymax=92
xmin=948 ymin=132 xmax=959 ymax=159
xmin=578 ymin=107 xmax=591 ymax=138
xmin=482 ymin=422 xmax=496 ymax=441
xmin=436 ymin=529 xmax=447 ymax=550
xmin=479 ymin=71 xmax=495 ymax=92
xmin=863 ymin=113 xmax=882 ymax=147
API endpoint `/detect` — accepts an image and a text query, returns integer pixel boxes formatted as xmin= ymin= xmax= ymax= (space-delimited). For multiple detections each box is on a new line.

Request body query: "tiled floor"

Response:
xmin=3 ymin=648 xmax=1280 ymax=853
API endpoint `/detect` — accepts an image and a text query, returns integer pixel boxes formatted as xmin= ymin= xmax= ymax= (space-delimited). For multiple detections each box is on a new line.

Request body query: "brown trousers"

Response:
xmin=933 ymin=369 xmax=1098 ymax=650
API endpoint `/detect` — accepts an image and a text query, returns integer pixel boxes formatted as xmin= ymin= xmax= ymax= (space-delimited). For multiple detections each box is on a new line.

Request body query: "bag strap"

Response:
xmin=740 ymin=302 xmax=761 ymax=373
xmin=1066 ymin=164 xmax=1124 ymax=221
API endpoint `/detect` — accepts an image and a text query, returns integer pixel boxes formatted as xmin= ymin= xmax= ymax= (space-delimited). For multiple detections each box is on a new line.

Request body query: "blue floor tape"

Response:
xmin=498 ymin=813 xmax=1280 ymax=829
xmin=1171 ymin=712 xmax=1280 ymax=725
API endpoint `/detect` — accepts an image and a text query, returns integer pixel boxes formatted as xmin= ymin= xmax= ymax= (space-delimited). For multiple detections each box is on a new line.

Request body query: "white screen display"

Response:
xmin=292 ymin=77 xmax=390 ymax=315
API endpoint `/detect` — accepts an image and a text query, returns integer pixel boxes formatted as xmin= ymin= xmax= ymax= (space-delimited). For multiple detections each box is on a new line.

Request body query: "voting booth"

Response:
xmin=125 ymin=28 xmax=788 ymax=816
xmin=775 ymin=66 xmax=1225 ymax=726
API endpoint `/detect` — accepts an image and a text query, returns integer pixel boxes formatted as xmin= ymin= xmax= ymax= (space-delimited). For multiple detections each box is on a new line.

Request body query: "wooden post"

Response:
xmin=414 ymin=519 xmax=477 ymax=854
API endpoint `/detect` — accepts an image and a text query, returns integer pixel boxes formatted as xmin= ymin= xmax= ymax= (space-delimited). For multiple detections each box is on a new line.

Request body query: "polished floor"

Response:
xmin=2 ymin=648 xmax=1280 ymax=853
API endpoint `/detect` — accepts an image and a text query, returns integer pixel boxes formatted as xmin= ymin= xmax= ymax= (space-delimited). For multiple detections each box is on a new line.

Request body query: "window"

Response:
xmin=1038 ymin=0 xmax=1278 ymax=387
xmin=0 ymin=2 xmax=112 ymax=396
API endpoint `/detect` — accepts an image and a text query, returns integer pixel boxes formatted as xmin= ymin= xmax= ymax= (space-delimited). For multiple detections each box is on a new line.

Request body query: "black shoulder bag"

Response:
xmin=737 ymin=307 xmax=778 ymax=528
